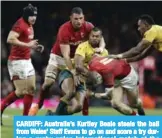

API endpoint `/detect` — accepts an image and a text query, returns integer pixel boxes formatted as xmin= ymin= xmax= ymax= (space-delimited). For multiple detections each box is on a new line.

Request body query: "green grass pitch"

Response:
xmin=1 ymin=107 xmax=162 ymax=138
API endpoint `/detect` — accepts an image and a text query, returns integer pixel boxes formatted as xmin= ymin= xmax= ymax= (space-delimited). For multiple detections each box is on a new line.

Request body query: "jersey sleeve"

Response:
xmin=103 ymin=72 xmax=114 ymax=87
xmin=75 ymin=44 xmax=86 ymax=58
xmin=58 ymin=26 xmax=70 ymax=44
xmin=11 ymin=20 xmax=24 ymax=34
xmin=143 ymin=28 xmax=157 ymax=43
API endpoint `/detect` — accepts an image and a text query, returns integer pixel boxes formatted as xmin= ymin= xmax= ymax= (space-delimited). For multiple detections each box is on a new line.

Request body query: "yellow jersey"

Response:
xmin=143 ymin=25 xmax=162 ymax=52
xmin=75 ymin=41 xmax=109 ymax=63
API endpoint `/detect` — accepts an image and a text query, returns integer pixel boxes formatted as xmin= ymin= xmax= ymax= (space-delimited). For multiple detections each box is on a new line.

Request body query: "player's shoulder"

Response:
xmin=58 ymin=21 xmax=71 ymax=35
xmin=145 ymin=25 xmax=159 ymax=34
xmin=151 ymin=25 xmax=162 ymax=31
xmin=60 ymin=21 xmax=71 ymax=30
xmin=15 ymin=18 xmax=26 ymax=26
xmin=12 ymin=17 xmax=26 ymax=32
xmin=85 ymin=21 xmax=94 ymax=27
xmin=84 ymin=21 xmax=94 ymax=30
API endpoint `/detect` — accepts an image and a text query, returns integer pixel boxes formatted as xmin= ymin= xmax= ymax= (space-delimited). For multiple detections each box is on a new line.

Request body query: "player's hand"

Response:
xmin=86 ymin=89 xmax=95 ymax=97
xmin=94 ymin=93 xmax=101 ymax=99
xmin=94 ymin=47 xmax=104 ymax=53
xmin=27 ymin=39 xmax=39 ymax=48
xmin=36 ymin=44 xmax=44 ymax=53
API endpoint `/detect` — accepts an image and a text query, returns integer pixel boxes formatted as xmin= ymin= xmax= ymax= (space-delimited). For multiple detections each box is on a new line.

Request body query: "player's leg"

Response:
xmin=120 ymin=65 xmax=144 ymax=115
xmin=29 ymin=54 xmax=66 ymax=116
xmin=13 ymin=75 xmax=36 ymax=115
xmin=111 ymin=86 xmax=137 ymax=115
xmin=1 ymin=59 xmax=35 ymax=125
xmin=65 ymin=84 xmax=86 ymax=115
xmin=55 ymin=70 xmax=76 ymax=115
xmin=29 ymin=64 xmax=59 ymax=115
xmin=125 ymin=87 xmax=145 ymax=115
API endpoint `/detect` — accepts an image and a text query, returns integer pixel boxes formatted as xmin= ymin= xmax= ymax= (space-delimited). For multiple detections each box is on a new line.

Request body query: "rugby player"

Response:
xmin=86 ymin=55 xmax=145 ymax=116
xmin=46 ymin=27 xmax=108 ymax=115
xmin=1 ymin=4 xmax=43 ymax=124
xmin=29 ymin=7 xmax=106 ymax=116
xmin=109 ymin=14 xmax=162 ymax=62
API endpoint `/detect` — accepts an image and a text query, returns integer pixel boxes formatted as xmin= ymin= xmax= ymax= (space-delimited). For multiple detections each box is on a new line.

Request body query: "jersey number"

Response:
xmin=100 ymin=58 xmax=113 ymax=65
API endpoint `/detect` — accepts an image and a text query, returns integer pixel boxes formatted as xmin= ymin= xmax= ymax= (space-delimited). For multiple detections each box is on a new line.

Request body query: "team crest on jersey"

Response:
xmin=81 ymin=32 xmax=84 ymax=38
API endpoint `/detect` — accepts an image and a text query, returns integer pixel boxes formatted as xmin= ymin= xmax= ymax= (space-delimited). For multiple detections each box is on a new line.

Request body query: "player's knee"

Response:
xmin=27 ymin=86 xmax=36 ymax=95
xmin=15 ymin=90 xmax=23 ymax=97
xmin=65 ymin=91 xmax=76 ymax=101
xmin=42 ymin=78 xmax=55 ymax=90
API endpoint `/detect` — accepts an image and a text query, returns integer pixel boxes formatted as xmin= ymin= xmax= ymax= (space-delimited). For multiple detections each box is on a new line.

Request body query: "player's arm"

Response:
xmin=7 ymin=31 xmax=38 ymax=48
xmin=99 ymin=37 xmax=106 ymax=50
xmin=118 ymin=40 xmax=151 ymax=58
xmin=74 ymin=44 xmax=89 ymax=75
xmin=60 ymin=44 xmax=73 ymax=70
xmin=126 ymin=45 xmax=154 ymax=63
xmin=95 ymin=37 xmax=106 ymax=53
xmin=58 ymin=27 xmax=74 ymax=71
xmin=89 ymin=87 xmax=114 ymax=100
xmin=7 ymin=22 xmax=38 ymax=48
xmin=113 ymin=29 xmax=156 ymax=59
xmin=75 ymin=54 xmax=89 ymax=75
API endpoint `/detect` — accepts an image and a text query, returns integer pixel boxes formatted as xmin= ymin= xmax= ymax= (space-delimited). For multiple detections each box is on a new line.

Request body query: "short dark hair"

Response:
xmin=91 ymin=27 xmax=102 ymax=35
xmin=71 ymin=7 xmax=83 ymax=15
xmin=139 ymin=14 xmax=155 ymax=25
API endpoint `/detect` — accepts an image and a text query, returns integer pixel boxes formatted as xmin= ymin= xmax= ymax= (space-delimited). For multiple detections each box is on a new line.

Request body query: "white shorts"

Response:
xmin=48 ymin=53 xmax=66 ymax=69
xmin=120 ymin=66 xmax=138 ymax=92
xmin=8 ymin=59 xmax=35 ymax=80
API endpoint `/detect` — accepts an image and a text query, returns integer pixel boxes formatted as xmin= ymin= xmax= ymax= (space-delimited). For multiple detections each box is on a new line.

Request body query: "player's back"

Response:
xmin=9 ymin=18 xmax=34 ymax=60
xmin=144 ymin=25 xmax=162 ymax=52
xmin=152 ymin=25 xmax=162 ymax=51
xmin=89 ymin=56 xmax=131 ymax=79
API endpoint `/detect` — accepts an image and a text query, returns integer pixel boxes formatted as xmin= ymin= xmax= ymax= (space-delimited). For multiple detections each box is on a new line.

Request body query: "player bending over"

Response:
xmin=109 ymin=14 xmax=162 ymax=62
xmin=1 ymin=4 xmax=43 ymax=125
xmin=86 ymin=55 xmax=145 ymax=116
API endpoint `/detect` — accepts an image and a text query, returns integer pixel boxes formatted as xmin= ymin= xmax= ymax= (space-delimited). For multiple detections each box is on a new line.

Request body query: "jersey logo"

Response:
xmin=100 ymin=58 xmax=113 ymax=65
xmin=81 ymin=32 xmax=84 ymax=38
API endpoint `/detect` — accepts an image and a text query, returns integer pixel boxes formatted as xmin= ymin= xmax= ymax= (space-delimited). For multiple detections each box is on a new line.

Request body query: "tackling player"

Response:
xmin=46 ymin=27 xmax=108 ymax=115
xmin=109 ymin=14 xmax=162 ymax=62
xmin=29 ymin=7 xmax=106 ymax=116
xmin=86 ymin=56 xmax=145 ymax=116
xmin=1 ymin=4 xmax=43 ymax=125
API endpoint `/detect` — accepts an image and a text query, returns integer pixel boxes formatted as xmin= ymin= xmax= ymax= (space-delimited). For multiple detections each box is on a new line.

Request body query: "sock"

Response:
xmin=131 ymin=110 xmax=137 ymax=116
xmin=23 ymin=94 xmax=33 ymax=115
xmin=37 ymin=87 xmax=49 ymax=109
xmin=82 ymin=96 xmax=89 ymax=116
xmin=138 ymin=108 xmax=145 ymax=115
xmin=55 ymin=100 xmax=68 ymax=115
xmin=1 ymin=91 xmax=19 ymax=114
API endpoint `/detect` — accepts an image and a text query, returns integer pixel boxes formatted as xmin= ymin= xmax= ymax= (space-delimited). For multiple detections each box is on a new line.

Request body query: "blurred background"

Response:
xmin=1 ymin=1 xmax=162 ymax=109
